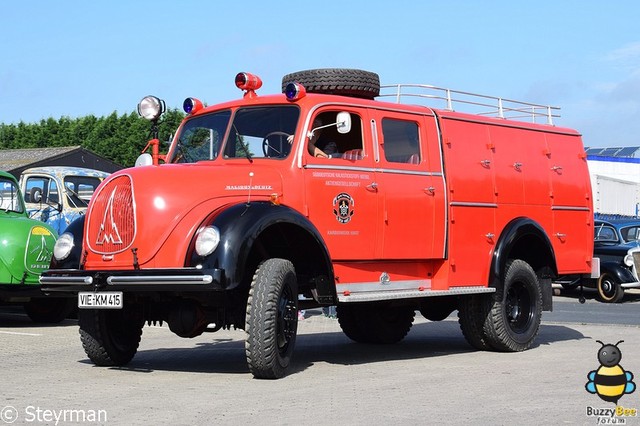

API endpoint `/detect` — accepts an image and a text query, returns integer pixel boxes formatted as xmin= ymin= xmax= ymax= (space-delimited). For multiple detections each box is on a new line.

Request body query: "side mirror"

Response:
xmin=135 ymin=153 xmax=153 ymax=167
xmin=336 ymin=112 xmax=351 ymax=134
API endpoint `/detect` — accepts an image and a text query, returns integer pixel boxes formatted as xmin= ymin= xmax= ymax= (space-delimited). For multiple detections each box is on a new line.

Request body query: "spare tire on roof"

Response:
xmin=281 ymin=68 xmax=380 ymax=99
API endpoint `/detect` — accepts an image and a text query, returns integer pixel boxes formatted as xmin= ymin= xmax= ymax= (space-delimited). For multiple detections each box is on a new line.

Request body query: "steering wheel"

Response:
xmin=262 ymin=132 xmax=291 ymax=157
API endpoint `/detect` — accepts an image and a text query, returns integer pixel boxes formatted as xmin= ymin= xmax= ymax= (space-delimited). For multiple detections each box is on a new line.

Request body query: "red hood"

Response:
xmin=83 ymin=163 xmax=283 ymax=269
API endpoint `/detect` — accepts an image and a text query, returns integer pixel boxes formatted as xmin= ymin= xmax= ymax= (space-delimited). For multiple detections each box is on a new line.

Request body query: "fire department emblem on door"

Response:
xmin=333 ymin=192 xmax=355 ymax=224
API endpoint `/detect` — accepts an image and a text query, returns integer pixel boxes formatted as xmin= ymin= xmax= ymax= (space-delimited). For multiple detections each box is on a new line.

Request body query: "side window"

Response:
xmin=381 ymin=118 xmax=420 ymax=164
xmin=621 ymin=226 xmax=640 ymax=242
xmin=594 ymin=225 xmax=617 ymax=242
xmin=24 ymin=177 xmax=48 ymax=203
xmin=49 ymin=179 xmax=59 ymax=204
xmin=308 ymin=111 xmax=364 ymax=159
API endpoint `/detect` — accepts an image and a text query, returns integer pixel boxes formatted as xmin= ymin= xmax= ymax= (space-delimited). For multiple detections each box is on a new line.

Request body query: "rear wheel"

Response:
xmin=483 ymin=259 xmax=542 ymax=352
xmin=245 ymin=258 xmax=298 ymax=379
xmin=78 ymin=306 xmax=144 ymax=366
xmin=597 ymin=273 xmax=624 ymax=303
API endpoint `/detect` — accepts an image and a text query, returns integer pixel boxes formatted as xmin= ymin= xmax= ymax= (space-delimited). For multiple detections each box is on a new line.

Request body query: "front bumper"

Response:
xmin=40 ymin=268 xmax=224 ymax=293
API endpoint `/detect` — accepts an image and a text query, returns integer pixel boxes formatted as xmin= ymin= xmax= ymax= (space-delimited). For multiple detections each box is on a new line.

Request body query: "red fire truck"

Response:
xmin=41 ymin=69 xmax=596 ymax=379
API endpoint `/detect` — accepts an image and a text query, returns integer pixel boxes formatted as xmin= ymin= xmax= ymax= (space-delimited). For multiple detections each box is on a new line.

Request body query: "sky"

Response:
xmin=2 ymin=1 xmax=639 ymax=149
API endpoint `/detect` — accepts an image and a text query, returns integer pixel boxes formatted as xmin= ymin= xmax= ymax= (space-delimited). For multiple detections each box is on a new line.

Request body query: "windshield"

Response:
xmin=0 ymin=178 xmax=24 ymax=213
xmin=172 ymin=110 xmax=231 ymax=163
xmin=170 ymin=106 xmax=299 ymax=163
xmin=63 ymin=176 xmax=104 ymax=208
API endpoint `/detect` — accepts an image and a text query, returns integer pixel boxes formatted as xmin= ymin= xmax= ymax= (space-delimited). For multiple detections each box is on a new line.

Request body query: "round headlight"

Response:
xmin=137 ymin=95 xmax=166 ymax=121
xmin=53 ymin=233 xmax=74 ymax=261
xmin=195 ymin=226 xmax=220 ymax=257
xmin=624 ymin=253 xmax=634 ymax=267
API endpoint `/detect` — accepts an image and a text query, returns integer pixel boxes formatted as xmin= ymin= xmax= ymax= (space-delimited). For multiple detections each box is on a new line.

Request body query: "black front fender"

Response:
xmin=599 ymin=261 xmax=636 ymax=284
xmin=189 ymin=202 xmax=333 ymax=290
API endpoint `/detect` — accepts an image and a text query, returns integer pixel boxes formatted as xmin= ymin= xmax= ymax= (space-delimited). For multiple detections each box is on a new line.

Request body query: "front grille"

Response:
xmin=634 ymin=252 xmax=640 ymax=281
xmin=86 ymin=175 xmax=136 ymax=254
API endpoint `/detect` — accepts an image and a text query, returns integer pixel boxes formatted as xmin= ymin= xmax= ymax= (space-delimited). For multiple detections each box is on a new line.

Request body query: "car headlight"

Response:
xmin=624 ymin=253 xmax=634 ymax=267
xmin=53 ymin=233 xmax=74 ymax=261
xmin=195 ymin=226 xmax=220 ymax=257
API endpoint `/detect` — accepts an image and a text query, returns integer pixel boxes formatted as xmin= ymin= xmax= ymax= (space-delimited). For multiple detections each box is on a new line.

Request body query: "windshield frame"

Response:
xmin=168 ymin=104 xmax=300 ymax=163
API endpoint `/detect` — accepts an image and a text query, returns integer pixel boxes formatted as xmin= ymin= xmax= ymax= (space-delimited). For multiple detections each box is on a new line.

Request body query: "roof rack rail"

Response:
xmin=379 ymin=83 xmax=560 ymax=125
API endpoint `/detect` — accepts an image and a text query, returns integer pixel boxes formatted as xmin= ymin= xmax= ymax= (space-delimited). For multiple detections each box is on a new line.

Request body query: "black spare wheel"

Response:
xmin=282 ymin=68 xmax=380 ymax=99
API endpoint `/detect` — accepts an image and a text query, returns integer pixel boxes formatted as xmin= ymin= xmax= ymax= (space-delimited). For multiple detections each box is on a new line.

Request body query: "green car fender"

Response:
xmin=0 ymin=172 xmax=57 ymax=286
xmin=0 ymin=213 xmax=57 ymax=285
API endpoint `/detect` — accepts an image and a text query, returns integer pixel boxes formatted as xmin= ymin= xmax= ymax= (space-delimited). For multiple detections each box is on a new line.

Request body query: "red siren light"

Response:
xmin=235 ymin=72 xmax=263 ymax=92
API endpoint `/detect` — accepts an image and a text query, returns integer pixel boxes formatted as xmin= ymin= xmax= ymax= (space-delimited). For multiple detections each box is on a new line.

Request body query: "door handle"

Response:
xmin=366 ymin=182 xmax=378 ymax=192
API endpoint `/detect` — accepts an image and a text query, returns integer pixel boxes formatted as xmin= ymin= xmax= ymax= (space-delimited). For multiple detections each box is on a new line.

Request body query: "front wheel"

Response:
xmin=78 ymin=306 xmax=144 ymax=366
xmin=245 ymin=258 xmax=298 ymax=379
xmin=597 ymin=273 xmax=624 ymax=303
xmin=483 ymin=259 xmax=542 ymax=352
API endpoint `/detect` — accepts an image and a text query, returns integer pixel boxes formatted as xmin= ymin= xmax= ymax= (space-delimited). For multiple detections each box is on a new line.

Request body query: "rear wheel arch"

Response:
xmin=491 ymin=218 xmax=557 ymax=285
xmin=491 ymin=218 xmax=556 ymax=311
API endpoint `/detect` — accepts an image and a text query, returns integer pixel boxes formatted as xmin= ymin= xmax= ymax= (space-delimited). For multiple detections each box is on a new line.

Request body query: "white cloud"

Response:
xmin=605 ymin=42 xmax=640 ymax=63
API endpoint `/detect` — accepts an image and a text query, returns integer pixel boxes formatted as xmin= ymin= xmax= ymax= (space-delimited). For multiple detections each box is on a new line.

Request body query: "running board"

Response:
xmin=337 ymin=287 xmax=496 ymax=303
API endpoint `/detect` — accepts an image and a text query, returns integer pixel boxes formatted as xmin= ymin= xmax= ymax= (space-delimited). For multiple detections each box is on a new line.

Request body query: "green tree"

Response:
xmin=0 ymin=108 xmax=185 ymax=167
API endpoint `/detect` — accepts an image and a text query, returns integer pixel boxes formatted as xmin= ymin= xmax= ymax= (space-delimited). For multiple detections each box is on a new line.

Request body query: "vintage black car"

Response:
xmin=591 ymin=219 xmax=640 ymax=302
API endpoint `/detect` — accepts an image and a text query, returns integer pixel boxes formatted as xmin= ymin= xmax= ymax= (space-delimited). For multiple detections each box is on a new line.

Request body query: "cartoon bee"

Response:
xmin=585 ymin=340 xmax=636 ymax=404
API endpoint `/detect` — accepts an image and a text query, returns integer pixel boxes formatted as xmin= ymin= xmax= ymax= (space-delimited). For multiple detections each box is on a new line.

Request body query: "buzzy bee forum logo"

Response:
xmin=585 ymin=340 xmax=638 ymax=423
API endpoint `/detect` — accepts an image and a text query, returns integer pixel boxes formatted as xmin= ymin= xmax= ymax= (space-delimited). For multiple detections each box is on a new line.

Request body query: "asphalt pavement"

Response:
xmin=1 ymin=296 xmax=639 ymax=426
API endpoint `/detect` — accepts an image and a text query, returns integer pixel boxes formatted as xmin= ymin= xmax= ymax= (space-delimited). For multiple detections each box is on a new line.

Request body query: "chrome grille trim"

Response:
xmin=633 ymin=252 xmax=640 ymax=281
xmin=86 ymin=174 xmax=137 ymax=255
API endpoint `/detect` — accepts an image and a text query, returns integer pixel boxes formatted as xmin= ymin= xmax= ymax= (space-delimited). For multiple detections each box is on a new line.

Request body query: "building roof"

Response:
xmin=0 ymin=146 xmax=122 ymax=177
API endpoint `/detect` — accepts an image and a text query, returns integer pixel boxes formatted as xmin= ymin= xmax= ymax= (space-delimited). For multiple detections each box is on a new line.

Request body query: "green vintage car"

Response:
xmin=0 ymin=170 xmax=74 ymax=322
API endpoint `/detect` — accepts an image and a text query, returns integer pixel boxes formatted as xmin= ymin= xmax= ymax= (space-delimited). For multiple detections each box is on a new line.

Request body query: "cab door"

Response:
xmin=302 ymin=108 xmax=379 ymax=260
xmin=374 ymin=112 xmax=446 ymax=259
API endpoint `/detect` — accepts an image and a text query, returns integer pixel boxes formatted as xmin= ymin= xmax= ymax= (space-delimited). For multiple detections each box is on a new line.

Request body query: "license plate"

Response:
xmin=78 ymin=292 xmax=123 ymax=309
